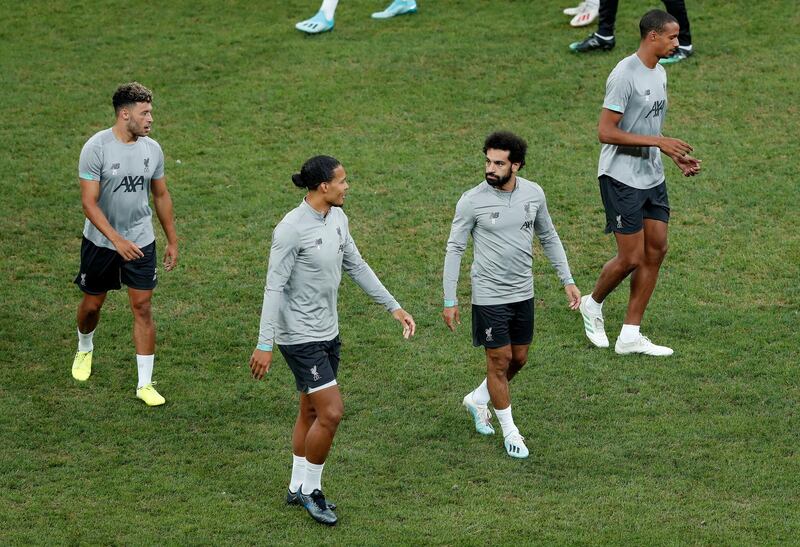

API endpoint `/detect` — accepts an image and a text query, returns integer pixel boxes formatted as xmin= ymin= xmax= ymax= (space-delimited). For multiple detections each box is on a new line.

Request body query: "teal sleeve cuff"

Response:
xmin=256 ymin=343 xmax=273 ymax=352
xmin=444 ymin=299 xmax=456 ymax=307
xmin=564 ymin=278 xmax=575 ymax=286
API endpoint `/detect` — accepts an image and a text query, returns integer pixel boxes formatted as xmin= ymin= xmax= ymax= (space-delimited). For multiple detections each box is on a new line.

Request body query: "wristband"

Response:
xmin=444 ymin=299 xmax=456 ymax=307
xmin=256 ymin=343 xmax=273 ymax=352
xmin=564 ymin=278 xmax=575 ymax=286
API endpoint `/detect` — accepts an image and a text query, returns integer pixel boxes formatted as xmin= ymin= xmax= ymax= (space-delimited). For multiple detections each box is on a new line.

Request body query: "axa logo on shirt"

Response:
xmin=520 ymin=220 xmax=534 ymax=231
xmin=113 ymin=175 xmax=146 ymax=192
xmin=645 ymin=99 xmax=665 ymax=119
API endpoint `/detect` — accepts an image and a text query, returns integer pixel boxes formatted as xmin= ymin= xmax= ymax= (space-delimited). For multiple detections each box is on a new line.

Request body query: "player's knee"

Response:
xmin=488 ymin=350 xmax=512 ymax=374
xmin=618 ymin=250 xmax=644 ymax=271
xmin=318 ymin=402 xmax=343 ymax=428
xmin=130 ymin=299 xmax=152 ymax=319
xmin=648 ymin=240 xmax=668 ymax=262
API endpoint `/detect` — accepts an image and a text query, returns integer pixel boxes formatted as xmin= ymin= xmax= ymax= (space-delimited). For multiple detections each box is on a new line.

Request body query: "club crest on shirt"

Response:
xmin=143 ymin=157 xmax=150 ymax=173
xmin=490 ymin=212 xmax=500 ymax=225
xmin=315 ymin=238 xmax=323 ymax=249
xmin=111 ymin=162 xmax=120 ymax=176
xmin=336 ymin=227 xmax=344 ymax=253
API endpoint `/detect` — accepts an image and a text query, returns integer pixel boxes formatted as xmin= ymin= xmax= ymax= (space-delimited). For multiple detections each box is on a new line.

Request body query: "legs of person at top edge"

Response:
xmin=591 ymin=219 xmax=667 ymax=325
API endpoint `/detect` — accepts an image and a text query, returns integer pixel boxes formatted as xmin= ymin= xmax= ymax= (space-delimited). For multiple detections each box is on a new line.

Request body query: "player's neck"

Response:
xmin=497 ymin=175 xmax=517 ymax=193
xmin=112 ymin=124 xmax=138 ymax=144
xmin=305 ymin=194 xmax=331 ymax=216
xmin=636 ymin=47 xmax=659 ymax=69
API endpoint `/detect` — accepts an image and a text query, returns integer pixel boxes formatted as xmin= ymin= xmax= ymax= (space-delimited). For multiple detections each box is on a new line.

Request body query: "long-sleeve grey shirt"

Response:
xmin=258 ymin=199 xmax=401 ymax=346
xmin=443 ymin=177 xmax=574 ymax=306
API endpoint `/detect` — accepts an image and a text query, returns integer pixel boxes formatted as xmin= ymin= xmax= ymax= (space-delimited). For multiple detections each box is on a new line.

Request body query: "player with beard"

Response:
xmin=442 ymin=131 xmax=581 ymax=459
xmin=250 ymin=155 xmax=415 ymax=526
xmin=71 ymin=82 xmax=178 ymax=407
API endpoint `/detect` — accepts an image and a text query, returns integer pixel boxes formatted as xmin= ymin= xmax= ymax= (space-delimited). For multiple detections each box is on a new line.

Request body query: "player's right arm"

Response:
xmin=442 ymin=194 xmax=474 ymax=331
xmin=80 ymin=178 xmax=144 ymax=261
xmin=598 ymin=108 xmax=692 ymax=157
xmin=251 ymin=222 xmax=299 ymax=380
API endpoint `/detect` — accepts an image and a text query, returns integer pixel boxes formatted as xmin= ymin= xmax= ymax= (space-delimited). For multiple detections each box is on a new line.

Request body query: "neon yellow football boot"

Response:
xmin=136 ymin=383 xmax=166 ymax=406
xmin=71 ymin=351 xmax=92 ymax=381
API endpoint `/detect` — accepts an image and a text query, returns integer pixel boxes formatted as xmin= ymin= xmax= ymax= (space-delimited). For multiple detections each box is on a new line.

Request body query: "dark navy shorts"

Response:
xmin=599 ymin=174 xmax=670 ymax=234
xmin=278 ymin=336 xmax=341 ymax=393
xmin=471 ymin=299 xmax=534 ymax=349
xmin=74 ymin=237 xmax=157 ymax=295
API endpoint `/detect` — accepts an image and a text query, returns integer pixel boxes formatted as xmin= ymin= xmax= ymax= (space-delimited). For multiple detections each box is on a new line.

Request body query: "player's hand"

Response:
xmin=565 ymin=283 xmax=581 ymax=310
xmin=392 ymin=308 xmax=416 ymax=339
xmin=673 ymin=154 xmax=702 ymax=177
xmin=249 ymin=349 xmax=272 ymax=380
xmin=113 ymin=238 xmax=145 ymax=261
xmin=163 ymin=242 xmax=179 ymax=271
xmin=657 ymin=136 xmax=693 ymax=159
xmin=442 ymin=305 xmax=460 ymax=332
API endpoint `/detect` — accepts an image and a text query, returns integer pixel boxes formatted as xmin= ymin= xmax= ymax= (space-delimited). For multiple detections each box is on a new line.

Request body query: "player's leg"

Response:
xmin=569 ymin=0 xmax=617 ymax=52
xmin=296 ymin=0 xmax=337 ymax=34
xmin=72 ymin=237 xmax=120 ymax=381
xmin=615 ymin=218 xmax=673 ymax=356
xmin=659 ymin=0 xmax=694 ymax=64
xmin=128 ymin=288 xmax=165 ymax=405
xmin=506 ymin=300 xmax=534 ymax=381
xmin=486 ymin=345 xmax=529 ymax=459
xmin=371 ymin=0 xmax=418 ymax=20
xmin=122 ymin=242 xmax=164 ymax=404
xmin=507 ymin=344 xmax=529 ymax=381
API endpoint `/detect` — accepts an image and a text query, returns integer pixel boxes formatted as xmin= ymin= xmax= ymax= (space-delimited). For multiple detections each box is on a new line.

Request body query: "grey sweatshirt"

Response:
xmin=443 ymin=177 xmax=574 ymax=306
xmin=258 ymin=199 xmax=400 ymax=346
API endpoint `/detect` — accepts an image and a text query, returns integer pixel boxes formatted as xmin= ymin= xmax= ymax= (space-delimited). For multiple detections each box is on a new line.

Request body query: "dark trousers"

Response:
xmin=597 ymin=0 xmax=692 ymax=47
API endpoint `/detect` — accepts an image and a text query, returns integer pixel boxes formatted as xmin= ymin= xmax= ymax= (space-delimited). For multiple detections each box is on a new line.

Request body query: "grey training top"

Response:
xmin=443 ymin=177 xmax=574 ymax=306
xmin=78 ymin=128 xmax=165 ymax=249
xmin=598 ymin=53 xmax=668 ymax=190
xmin=258 ymin=199 xmax=401 ymax=346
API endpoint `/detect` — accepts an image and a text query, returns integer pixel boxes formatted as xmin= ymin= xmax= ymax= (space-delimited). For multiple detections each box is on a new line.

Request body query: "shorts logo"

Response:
xmin=153 ymin=271 xmax=157 ymax=281
xmin=80 ymin=273 xmax=86 ymax=286
xmin=144 ymin=158 xmax=150 ymax=173
xmin=111 ymin=163 xmax=120 ymax=176
xmin=616 ymin=215 xmax=623 ymax=229
xmin=490 ymin=212 xmax=500 ymax=225
xmin=485 ymin=327 xmax=493 ymax=342
xmin=310 ymin=365 xmax=321 ymax=382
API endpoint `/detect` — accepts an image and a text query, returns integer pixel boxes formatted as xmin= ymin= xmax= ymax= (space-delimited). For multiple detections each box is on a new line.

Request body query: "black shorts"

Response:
xmin=599 ymin=174 xmax=670 ymax=234
xmin=471 ymin=299 xmax=534 ymax=349
xmin=74 ymin=237 xmax=157 ymax=295
xmin=278 ymin=336 xmax=341 ymax=393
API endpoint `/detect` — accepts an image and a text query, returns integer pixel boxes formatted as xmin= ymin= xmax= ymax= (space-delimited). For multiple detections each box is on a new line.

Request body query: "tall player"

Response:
xmin=250 ymin=155 xmax=415 ymax=526
xmin=443 ymin=132 xmax=581 ymax=459
xmin=72 ymin=82 xmax=178 ymax=406
xmin=579 ymin=10 xmax=701 ymax=356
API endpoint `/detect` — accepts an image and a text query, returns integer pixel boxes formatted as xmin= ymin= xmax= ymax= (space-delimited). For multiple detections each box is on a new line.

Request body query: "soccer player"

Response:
xmin=443 ymin=132 xmax=581 ymax=459
xmin=578 ymin=10 xmax=701 ymax=356
xmin=250 ymin=155 xmax=415 ymax=526
xmin=72 ymin=82 xmax=178 ymax=407
xmin=295 ymin=0 xmax=418 ymax=34
xmin=569 ymin=0 xmax=694 ymax=65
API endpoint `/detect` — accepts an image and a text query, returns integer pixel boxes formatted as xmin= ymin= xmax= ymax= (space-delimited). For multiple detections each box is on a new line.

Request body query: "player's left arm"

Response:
xmin=151 ymin=177 xmax=179 ymax=271
xmin=533 ymin=196 xmax=581 ymax=310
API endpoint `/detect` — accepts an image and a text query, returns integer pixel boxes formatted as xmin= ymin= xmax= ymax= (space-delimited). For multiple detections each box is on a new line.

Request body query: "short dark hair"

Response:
xmin=291 ymin=155 xmax=341 ymax=191
xmin=483 ymin=131 xmax=527 ymax=169
xmin=112 ymin=82 xmax=153 ymax=113
xmin=639 ymin=9 xmax=678 ymax=38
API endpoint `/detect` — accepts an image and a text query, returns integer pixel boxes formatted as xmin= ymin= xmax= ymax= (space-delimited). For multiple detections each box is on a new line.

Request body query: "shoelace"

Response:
xmin=478 ymin=407 xmax=492 ymax=425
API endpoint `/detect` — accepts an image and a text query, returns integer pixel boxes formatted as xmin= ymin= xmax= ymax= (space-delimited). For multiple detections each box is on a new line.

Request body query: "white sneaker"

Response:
xmin=570 ymin=5 xmax=599 ymax=27
xmin=563 ymin=2 xmax=585 ymax=16
xmin=462 ymin=393 xmax=495 ymax=435
xmin=503 ymin=432 xmax=529 ymax=459
xmin=579 ymin=295 xmax=609 ymax=348
xmin=615 ymin=335 xmax=673 ymax=356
